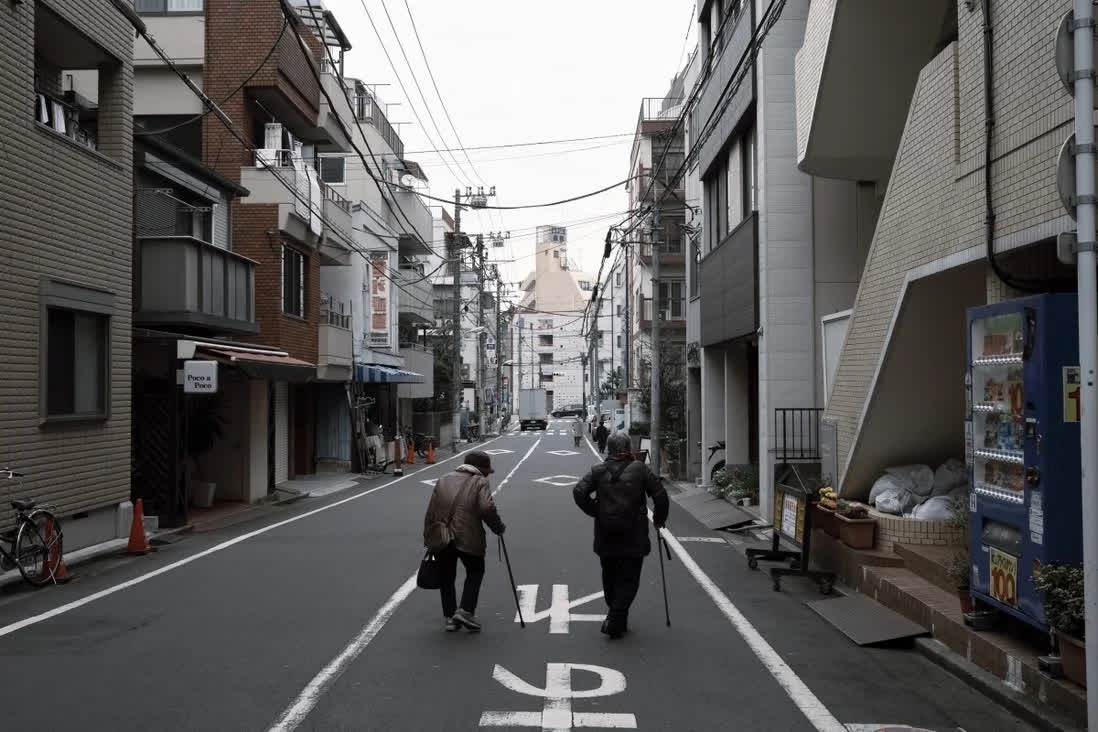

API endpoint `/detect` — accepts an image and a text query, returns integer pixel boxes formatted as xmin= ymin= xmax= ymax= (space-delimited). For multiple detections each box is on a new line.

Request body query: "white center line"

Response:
xmin=265 ymin=436 xmax=543 ymax=731
xmin=580 ymin=439 xmax=843 ymax=732
xmin=0 ymin=437 xmax=504 ymax=640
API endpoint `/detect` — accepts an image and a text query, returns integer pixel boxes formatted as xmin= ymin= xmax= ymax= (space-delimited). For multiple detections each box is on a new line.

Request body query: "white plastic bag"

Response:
xmin=912 ymin=495 xmax=954 ymax=521
xmin=875 ymin=486 xmax=920 ymax=515
xmin=869 ymin=473 xmax=907 ymax=505
xmin=885 ymin=464 xmax=935 ymax=497
xmin=932 ymin=458 xmax=968 ymax=497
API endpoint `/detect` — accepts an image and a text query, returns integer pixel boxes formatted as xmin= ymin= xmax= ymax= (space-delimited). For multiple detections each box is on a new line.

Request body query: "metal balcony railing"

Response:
xmin=321 ymin=180 xmax=350 ymax=213
xmin=320 ymin=293 xmax=352 ymax=329
xmin=772 ymin=408 xmax=823 ymax=463
xmin=639 ymin=96 xmax=684 ymax=123
xmin=353 ymin=87 xmax=404 ymax=158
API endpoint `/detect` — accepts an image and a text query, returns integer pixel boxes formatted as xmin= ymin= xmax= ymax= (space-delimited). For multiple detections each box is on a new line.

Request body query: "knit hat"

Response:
xmin=464 ymin=451 xmax=494 ymax=476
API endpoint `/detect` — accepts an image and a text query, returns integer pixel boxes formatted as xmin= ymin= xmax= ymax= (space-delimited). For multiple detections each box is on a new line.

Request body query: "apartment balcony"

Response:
xmin=638 ymin=239 xmax=687 ymax=268
xmin=699 ymin=212 xmax=757 ymax=347
xmin=634 ymin=161 xmax=686 ymax=206
xmin=320 ymin=182 xmax=353 ymax=265
xmin=691 ymin=1 xmax=754 ymax=176
xmin=795 ymin=0 xmax=954 ymax=181
xmin=245 ymin=29 xmax=326 ymax=146
xmin=317 ymin=62 xmax=355 ymax=153
xmin=396 ymin=262 xmax=434 ymax=327
xmin=392 ymin=187 xmax=435 ymax=257
xmin=637 ymin=297 xmax=687 ymax=334
xmin=352 ymin=86 xmax=404 ymax=158
xmin=241 ymin=154 xmax=331 ymax=248
xmin=318 ymin=295 xmax=353 ymax=381
xmin=637 ymin=96 xmax=683 ymax=136
xmin=136 ymin=235 xmax=258 ymax=336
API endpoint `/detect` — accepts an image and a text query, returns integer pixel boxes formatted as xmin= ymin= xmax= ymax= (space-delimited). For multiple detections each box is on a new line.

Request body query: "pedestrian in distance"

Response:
xmin=594 ymin=420 xmax=610 ymax=454
xmin=423 ymin=451 xmax=506 ymax=632
xmin=572 ymin=432 xmax=669 ymax=639
xmin=572 ymin=415 xmax=584 ymax=447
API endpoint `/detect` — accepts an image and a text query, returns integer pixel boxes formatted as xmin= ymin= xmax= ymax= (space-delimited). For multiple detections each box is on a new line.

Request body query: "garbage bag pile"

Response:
xmin=868 ymin=459 xmax=968 ymax=518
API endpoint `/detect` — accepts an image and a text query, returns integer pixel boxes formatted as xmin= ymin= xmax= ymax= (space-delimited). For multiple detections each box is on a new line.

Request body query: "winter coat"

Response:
xmin=594 ymin=425 xmax=609 ymax=446
xmin=573 ymin=456 xmax=670 ymax=558
xmin=571 ymin=418 xmax=584 ymax=436
xmin=423 ymin=464 xmax=505 ymax=556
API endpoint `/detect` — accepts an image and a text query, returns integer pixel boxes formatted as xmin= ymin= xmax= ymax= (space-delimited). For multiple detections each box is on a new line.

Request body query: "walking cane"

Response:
xmin=655 ymin=526 xmax=671 ymax=627
xmin=500 ymin=535 xmax=526 ymax=628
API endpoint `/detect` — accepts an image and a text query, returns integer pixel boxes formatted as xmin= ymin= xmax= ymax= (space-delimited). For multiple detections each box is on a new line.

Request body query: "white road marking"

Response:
xmin=420 ymin=479 xmax=438 ymax=487
xmin=267 ymin=575 xmax=418 ymax=732
xmin=532 ymin=475 xmax=579 ymax=487
xmin=266 ymin=436 xmax=541 ymax=730
xmin=515 ymin=584 xmax=605 ymax=633
xmin=483 ymin=448 xmax=514 ymax=456
xmin=676 ymin=536 xmax=728 ymax=544
xmin=480 ymin=663 xmax=636 ymax=729
xmin=659 ymin=527 xmax=844 ymax=732
xmin=546 ymin=450 xmax=580 ymax=457
xmin=495 ymin=438 xmax=542 ymax=495
xmin=579 ymin=438 xmax=844 ymax=732
xmin=0 ymin=437 xmax=503 ymax=640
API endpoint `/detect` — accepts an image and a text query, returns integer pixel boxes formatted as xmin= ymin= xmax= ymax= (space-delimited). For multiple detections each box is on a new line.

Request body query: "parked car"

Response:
xmin=551 ymin=404 xmax=585 ymax=418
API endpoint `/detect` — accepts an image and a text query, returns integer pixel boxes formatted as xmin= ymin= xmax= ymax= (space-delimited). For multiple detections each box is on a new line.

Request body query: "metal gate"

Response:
xmin=132 ymin=376 xmax=184 ymax=527
xmin=315 ymin=384 xmax=351 ymax=463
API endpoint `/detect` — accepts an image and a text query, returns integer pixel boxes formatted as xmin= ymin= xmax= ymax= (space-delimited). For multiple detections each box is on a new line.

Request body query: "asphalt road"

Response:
xmin=0 ymin=420 xmax=1038 ymax=731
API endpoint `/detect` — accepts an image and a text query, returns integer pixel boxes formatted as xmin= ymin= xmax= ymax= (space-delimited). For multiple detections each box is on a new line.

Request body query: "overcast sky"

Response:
xmin=324 ymin=0 xmax=696 ymax=291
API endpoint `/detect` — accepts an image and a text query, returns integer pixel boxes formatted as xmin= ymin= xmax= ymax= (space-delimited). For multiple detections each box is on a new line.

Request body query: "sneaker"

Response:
xmin=444 ymin=617 xmax=460 ymax=632
xmin=453 ymin=608 xmax=482 ymax=632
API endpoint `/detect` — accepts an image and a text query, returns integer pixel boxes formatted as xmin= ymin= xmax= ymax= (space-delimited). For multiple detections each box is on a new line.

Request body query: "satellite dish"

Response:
xmin=399 ymin=173 xmax=417 ymax=188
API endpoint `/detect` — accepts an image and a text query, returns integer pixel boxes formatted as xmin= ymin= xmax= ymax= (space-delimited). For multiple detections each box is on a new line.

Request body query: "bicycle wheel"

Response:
xmin=15 ymin=510 xmax=62 ymax=587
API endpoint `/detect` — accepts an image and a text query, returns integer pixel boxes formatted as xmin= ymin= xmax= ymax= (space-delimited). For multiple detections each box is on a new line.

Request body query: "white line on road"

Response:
xmin=265 ymin=436 xmax=543 ymax=731
xmin=676 ymin=536 xmax=729 ymax=544
xmin=579 ymin=439 xmax=844 ymax=732
xmin=267 ymin=575 xmax=418 ymax=732
xmin=0 ymin=438 xmax=503 ymax=640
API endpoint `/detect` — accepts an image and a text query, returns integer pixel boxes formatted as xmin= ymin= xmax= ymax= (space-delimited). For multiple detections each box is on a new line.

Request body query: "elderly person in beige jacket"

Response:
xmin=423 ymin=451 xmax=506 ymax=632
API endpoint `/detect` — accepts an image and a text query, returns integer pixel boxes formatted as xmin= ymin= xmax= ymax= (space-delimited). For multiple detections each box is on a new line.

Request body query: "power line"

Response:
xmin=402 ymin=132 xmax=637 ymax=156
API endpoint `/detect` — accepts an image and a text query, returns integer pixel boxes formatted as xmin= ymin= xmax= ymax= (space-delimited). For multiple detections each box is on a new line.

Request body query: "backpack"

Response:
xmin=596 ymin=461 xmax=638 ymax=534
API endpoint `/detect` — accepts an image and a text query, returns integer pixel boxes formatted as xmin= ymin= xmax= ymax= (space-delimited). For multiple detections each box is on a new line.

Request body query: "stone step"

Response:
xmin=894 ymin=542 xmax=959 ymax=595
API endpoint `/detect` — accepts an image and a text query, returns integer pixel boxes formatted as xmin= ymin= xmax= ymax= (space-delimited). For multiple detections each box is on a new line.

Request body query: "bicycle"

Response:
xmin=0 ymin=468 xmax=64 ymax=587
xmin=404 ymin=428 xmax=437 ymax=458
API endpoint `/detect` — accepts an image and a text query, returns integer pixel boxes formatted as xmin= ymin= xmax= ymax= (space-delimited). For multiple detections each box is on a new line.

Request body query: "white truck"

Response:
xmin=518 ymin=388 xmax=549 ymax=431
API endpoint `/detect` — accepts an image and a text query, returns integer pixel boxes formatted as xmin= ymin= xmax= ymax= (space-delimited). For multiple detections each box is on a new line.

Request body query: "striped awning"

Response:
xmin=355 ymin=364 xmax=425 ymax=384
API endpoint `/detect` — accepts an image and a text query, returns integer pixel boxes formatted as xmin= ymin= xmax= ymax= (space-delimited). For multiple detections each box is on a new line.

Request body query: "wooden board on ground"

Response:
xmin=806 ymin=594 xmax=928 ymax=646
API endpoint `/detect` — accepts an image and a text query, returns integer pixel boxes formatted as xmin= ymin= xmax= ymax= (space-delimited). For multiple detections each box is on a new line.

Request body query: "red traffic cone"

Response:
xmin=127 ymin=498 xmax=153 ymax=555
xmin=426 ymin=442 xmax=436 ymax=465
xmin=39 ymin=515 xmax=71 ymax=583
xmin=406 ymin=440 xmax=416 ymax=465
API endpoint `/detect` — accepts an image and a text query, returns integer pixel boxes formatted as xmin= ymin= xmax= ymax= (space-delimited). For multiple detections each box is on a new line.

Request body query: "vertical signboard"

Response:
xmin=370 ymin=252 xmax=389 ymax=346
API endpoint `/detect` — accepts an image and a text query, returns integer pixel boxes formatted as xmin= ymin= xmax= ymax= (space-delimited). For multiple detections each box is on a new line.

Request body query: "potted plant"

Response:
xmin=814 ymin=485 xmax=839 ymax=538
xmin=708 ymin=467 xmax=733 ymax=499
xmin=835 ymin=502 xmax=875 ymax=549
xmin=1034 ymin=563 xmax=1086 ymax=687
xmin=944 ymin=496 xmax=972 ymax=613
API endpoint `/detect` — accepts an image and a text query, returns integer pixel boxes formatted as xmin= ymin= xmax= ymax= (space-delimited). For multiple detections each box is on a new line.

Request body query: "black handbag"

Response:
xmin=417 ymin=551 xmax=442 ymax=590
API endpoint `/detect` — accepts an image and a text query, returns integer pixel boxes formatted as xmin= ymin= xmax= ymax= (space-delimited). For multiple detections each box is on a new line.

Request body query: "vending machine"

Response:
xmin=965 ymin=293 xmax=1082 ymax=630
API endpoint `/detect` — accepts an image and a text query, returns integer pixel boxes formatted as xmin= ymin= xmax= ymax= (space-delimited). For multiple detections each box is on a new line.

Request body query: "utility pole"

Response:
xmin=450 ymin=188 xmax=462 ymax=451
xmin=529 ymin=322 xmax=535 ymax=388
xmin=517 ymin=315 xmax=523 ymax=411
xmin=476 ymin=234 xmax=486 ymax=441
xmin=650 ymin=174 xmax=662 ymax=478
xmin=581 ymin=353 xmax=588 ymax=425
xmin=1070 ymin=1 xmax=1098 ymax=723
xmin=494 ymin=268 xmax=503 ymax=435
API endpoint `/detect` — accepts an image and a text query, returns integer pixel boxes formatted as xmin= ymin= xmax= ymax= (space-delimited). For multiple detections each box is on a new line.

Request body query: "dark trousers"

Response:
xmin=597 ymin=440 xmax=607 ymax=454
xmin=438 ymin=546 xmax=485 ymax=618
xmin=600 ymin=556 xmax=644 ymax=627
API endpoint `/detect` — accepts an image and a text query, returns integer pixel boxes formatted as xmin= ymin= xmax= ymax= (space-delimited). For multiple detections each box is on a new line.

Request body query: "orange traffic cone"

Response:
xmin=426 ymin=442 xmax=436 ymax=464
xmin=406 ymin=440 xmax=416 ymax=465
xmin=127 ymin=498 xmax=153 ymax=555
xmin=39 ymin=516 xmax=70 ymax=583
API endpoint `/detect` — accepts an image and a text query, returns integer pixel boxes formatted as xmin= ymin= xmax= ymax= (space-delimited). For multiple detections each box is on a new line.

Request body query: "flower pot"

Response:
xmin=1058 ymin=632 xmax=1087 ymax=688
xmin=957 ymin=586 xmax=973 ymax=614
xmin=836 ymin=513 xmax=876 ymax=549
xmin=813 ymin=504 xmax=839 ymax=538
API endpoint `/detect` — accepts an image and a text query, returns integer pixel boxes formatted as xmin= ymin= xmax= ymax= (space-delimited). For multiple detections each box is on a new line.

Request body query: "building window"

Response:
xmin=539 ymin=353 xmax=553 ymax=365
xmin=616 ymin=304 xmax=623 ymax=317
xmin=552 ymin=250 xmax=559 ymax=259
xmin=282 ymin=245 xmax=306 ymax=318
xmin=538 ymin=334 xmax=554 ymax=347
xmin=40 ymin=281 xmax=113 ymax=421
xmin=658 ymin=281 xmax=685 ymax=320
xmin=617 ymin=335 xmax=623 ymax=348
xmin=615 ymin=271 xmax=623 ymax=287
xmin=136 ymin=0 xmax=204 ymax=13
xmin=318 ymin=155 xmax=345 ymax=184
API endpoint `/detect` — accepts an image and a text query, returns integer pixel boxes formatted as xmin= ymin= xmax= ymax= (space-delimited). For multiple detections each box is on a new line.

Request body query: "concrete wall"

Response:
xmin=134 ymin=14 xmax=205 ymax=67
xmin=815 ymin=1 xmax=1075 ymax=492
xmin=755 ymin=0 xmax=814 ymax=517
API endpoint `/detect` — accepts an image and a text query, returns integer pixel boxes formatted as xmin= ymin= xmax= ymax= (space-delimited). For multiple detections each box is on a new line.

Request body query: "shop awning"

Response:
xmin=197 ymin=345 xmax=316 ymax=383
xmin=355 ymin=364 xmax=425 ymax=384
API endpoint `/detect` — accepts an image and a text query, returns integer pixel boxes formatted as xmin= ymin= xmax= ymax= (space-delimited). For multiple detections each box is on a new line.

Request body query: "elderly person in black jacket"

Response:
xmin=572 ymin=432 xmax=669 ymax=638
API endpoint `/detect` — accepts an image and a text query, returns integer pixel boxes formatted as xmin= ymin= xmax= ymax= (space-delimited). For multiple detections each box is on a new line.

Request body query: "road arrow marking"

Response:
xmin=480 ymin=663 xmax=636 ymax=729
xmin=546 ymin=450 xmax=580 ymax=457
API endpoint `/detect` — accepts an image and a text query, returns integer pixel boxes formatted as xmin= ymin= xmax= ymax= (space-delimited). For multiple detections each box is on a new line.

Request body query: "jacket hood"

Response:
xmin=456 ymin=464 xmax=486 ymax=477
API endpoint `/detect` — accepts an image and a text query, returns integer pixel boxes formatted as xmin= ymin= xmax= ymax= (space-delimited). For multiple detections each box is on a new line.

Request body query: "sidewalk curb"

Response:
xmin=914 ymin=637 xmax=1084 ymax=732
